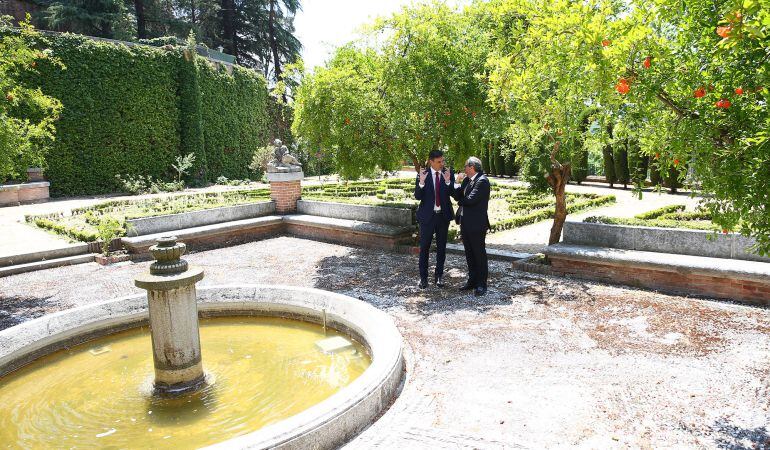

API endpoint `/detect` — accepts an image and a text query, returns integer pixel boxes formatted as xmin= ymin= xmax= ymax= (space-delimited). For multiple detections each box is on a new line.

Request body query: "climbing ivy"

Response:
xmin=2 ymin=28 xmax=269 ymax=195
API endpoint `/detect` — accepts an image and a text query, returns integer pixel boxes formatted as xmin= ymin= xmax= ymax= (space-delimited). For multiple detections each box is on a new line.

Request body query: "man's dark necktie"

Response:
xmin=435 ymin=171 xmax=441 ymax=208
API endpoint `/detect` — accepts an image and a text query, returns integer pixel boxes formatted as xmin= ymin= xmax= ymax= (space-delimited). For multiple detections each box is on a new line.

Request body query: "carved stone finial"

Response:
xmin=148 ymin=236 xmax=189 ymax=275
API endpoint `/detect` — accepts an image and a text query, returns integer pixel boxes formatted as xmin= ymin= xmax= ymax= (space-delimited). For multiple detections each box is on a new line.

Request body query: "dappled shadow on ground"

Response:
xmin=311 ymin=247 xmax=589 ymax=317
xmin=0 ymin=295 xmax=60 ymax=330
xmin=710 ymin=418 xmax=770 ymax=450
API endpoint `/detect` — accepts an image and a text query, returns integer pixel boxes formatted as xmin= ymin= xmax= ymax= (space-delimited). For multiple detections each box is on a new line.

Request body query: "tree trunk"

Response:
xmin=268 ymin=0 xmax=282 ymax=82
xmin=134 ymin=0 xmax=147 ymax=39
xmin=545 ymin=141 xmax=572 ymax=245
xmin=220 ymin=0 xmax=236 ymax=56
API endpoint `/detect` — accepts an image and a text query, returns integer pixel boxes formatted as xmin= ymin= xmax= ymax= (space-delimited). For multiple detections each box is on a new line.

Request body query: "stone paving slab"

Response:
xmin=0 ymin=237 xmax=767 ymax=448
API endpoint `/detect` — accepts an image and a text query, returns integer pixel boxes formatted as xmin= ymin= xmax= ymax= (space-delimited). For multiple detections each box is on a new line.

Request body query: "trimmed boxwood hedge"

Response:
xmin=9 ymin=31 xmax=270 ymax=196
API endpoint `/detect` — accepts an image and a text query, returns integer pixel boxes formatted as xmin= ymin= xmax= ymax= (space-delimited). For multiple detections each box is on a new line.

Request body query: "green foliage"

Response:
xmin=0 ymin=19 xmax=61 ymax=183
xmin=114 ymin=174 xmax=185 ymax=195
xmin=584 ymin=215 xmax=719 ymax=232
xmin=612 ymin=139 xmax=630 ymax=187
xmin=95 ymin=216 xmax=123 ymax=255
xmin=198 ymin=61 xmax=270 ymax=182
xmin=178 ymin=40 xmax=206 ymax=183
xmin=43 ymin=0 xmax=133 ymax=39
xmin=627 ymin=138 xmax=649 ymax=190
xmin=634 ymin=204 xmax=686 ymax=220
xmin=293 ymin=3 xmax=491 ymax=178
xmin=302 ymin=178 xmax=615 ymax=238
xmin=248 ymin=144 xmax=274 ymax=178
xmin=172 ymin=153 xmax=196 ymax=182
xmin=25 ymin=0 xmax=302 ymax=80
xmin=3 ymin=30 xmax=269 ymax=195
xmin=587 ymin=204 xmax=720 ymax=231
xmin=601 ymin=143 xmax=616 ymax=185
xmin=21 ymin=32 xmax=181 ymax=195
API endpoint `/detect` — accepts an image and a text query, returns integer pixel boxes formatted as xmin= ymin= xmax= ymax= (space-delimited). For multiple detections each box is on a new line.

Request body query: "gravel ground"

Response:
xmin=1 ymin=236 xmax=768 ymax=449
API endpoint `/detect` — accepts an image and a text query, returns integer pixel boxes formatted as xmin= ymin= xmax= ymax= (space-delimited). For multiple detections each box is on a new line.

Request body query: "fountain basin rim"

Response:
xmin=0 ymin=284 xmax=404 ymax=450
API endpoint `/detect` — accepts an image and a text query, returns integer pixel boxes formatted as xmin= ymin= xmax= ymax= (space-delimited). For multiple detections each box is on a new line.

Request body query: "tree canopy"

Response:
xmin=292 ymin=0 xmax=770 ymax=254
xmin=22 ymin=0 xmax=302 ymax=81
xmin=0 ymin=18 xmax=61 ymax=183
xmin=292 ymin=3 xmax=494 ymax=177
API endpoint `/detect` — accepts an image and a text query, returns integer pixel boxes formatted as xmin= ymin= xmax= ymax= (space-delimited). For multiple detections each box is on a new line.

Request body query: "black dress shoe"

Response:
xmin=418 ymin=279 xmax=428 ymax=289
xmin=474 ymin=286 xmax=487 ymax=296
xmin=435 ymin=276 xmax=444 ymax=287
xmin=459 ymin=282 xmax=475 ymax=291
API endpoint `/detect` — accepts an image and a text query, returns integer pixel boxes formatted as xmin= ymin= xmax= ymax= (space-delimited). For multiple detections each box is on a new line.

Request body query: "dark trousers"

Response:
xmin=460 ymin=226 xmax=488 ymax=288
xmin=418 ymin=212 xmax=449 ymax=281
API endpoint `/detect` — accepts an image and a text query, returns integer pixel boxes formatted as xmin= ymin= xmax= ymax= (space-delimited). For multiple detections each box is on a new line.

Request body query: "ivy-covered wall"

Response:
xmin=15 ymin=32 xmax=269 ymax=196
xmin=198 ymin=61 xmax=269 ymax=181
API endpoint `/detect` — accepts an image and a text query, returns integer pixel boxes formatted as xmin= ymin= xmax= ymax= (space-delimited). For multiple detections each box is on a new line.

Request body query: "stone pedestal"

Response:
xmin=134 ymin=237 xmax=205 ymax=395
xmin=267 ymin=171 xmax=303 ymax=214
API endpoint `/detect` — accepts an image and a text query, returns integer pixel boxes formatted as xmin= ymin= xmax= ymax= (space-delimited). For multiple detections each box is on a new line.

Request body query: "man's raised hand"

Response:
xmin=419 ymin=169 xmax=429 ymax=185
xmin=456 ymin=172 xmax=466 ymax=184
xmin=442 ymin=168 xmax=451 ymax=183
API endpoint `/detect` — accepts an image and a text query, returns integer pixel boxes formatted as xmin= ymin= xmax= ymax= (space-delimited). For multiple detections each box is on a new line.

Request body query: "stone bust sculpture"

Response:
xmin=266 ymin=139 xmax=302 ymax=173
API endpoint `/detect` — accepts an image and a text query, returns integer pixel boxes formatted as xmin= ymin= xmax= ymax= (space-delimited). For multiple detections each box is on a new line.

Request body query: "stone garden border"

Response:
xmin=0 ymin=284 xmax=404 ymax=450
xmin=126 ymin=201 xmax=276 ymax=236
xmin=297 ymin=199 xmax=415 ymax=227
xmin=563 ymin=220 xmax=769 ymax=263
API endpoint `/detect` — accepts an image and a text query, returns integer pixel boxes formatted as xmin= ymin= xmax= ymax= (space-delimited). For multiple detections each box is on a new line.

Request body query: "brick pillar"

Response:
xmin=266 ymin=171 xmax=303 ymax=214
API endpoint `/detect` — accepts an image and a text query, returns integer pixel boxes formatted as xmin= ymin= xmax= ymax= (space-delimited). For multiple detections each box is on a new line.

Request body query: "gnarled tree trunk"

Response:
xmin=545 ymin=141 xmax=571 ymax=245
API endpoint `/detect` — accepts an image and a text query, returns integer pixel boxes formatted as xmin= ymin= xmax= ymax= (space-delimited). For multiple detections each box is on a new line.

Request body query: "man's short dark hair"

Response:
xmin=428 ymin=150 xmax=444 ymax=160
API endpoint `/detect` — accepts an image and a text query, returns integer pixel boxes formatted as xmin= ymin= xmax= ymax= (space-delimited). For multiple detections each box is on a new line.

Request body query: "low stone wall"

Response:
xmin=546 ymin=247 xmax=770 ymax=306
xmin=297 ymin=200 xmax=415 ymax=227
xmin=125 ymin=201 xmax=275 ymax=236
xmin=564 ymin=221 xmax=768 ymax=263
xmin=0 ymin=182 xmax=50 ymax=207
xmin=285 ymin=216 xmax=414 ymax=251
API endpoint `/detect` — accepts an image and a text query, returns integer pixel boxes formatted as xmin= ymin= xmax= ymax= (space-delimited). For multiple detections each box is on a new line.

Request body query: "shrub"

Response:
xmin=115 ymin=174 xmax=184 ymax=195
xmin=0 ymin=20 xmax=61 ymax=183
xmin=584 ymin=215 xmax=718 ymax=231
xmin=96 ymin=216 xmax=124 ymax=256
xmin=634 ymin=204 xmax=685 ymax=220
xmin=612 ymin=138 xmax=630 ymax=188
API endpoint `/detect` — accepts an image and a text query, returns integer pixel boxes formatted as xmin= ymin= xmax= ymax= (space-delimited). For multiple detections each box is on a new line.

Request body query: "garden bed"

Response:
xmin=26 ymin=189 xmax=271 ymax=242
xmin=585 ymin=204 xmax=719 ymax=231
xmin=303 ymin=178 xmax=616 ymax=239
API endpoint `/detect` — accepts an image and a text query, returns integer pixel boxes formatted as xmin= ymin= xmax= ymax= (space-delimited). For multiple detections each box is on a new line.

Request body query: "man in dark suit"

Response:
xmin=414 ymin=149 xmax=455 ymax=289
xmin=451 ymin=156 xmax=490 ymax=296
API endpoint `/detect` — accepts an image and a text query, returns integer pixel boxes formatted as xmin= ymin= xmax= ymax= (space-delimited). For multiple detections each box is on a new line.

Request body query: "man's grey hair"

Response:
xmin=466 ymin=156 xmax=483 ymax=173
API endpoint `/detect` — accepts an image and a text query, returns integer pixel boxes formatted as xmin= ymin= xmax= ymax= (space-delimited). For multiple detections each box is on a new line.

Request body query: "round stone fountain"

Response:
xmin=134 ymin=236 xmax=206 ymax=395
xmin=0 ymin=238 xmax=404 ymax=448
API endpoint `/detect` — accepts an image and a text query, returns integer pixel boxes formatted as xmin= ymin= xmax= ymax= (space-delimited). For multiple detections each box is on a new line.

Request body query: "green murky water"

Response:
xmin=0 ymin=317 xmax=370 ymax=449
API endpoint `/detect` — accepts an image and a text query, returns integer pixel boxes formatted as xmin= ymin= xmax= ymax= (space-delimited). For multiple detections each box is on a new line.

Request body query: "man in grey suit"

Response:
xmin=451 ymin=157 xmax=491 ymax=296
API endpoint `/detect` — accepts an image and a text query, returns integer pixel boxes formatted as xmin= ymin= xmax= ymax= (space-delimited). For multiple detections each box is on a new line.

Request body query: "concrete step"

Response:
xmin=122 ymin=215 xmax=284 ymax=254
xmin=0 ymin=253 xmax=97 ymax=277
xmin=283 ymin=214 xmax=413 ymax=237
xmin=446 ymin=243 xmax=532 ymax=262
xmin=0 ymin=243 xmax=91 ymax=268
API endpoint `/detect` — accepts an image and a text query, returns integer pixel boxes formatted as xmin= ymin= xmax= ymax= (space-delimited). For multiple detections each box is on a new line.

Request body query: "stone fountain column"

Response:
xmin=135 ymin=236 xmax=205 ymax=395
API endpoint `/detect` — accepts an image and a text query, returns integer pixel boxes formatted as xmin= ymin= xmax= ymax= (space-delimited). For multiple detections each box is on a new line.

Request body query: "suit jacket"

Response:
xmin=451 ymin=173 xmax=491 ymax=232
xmin=414 ymin=169 xmax=455 ymax=224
